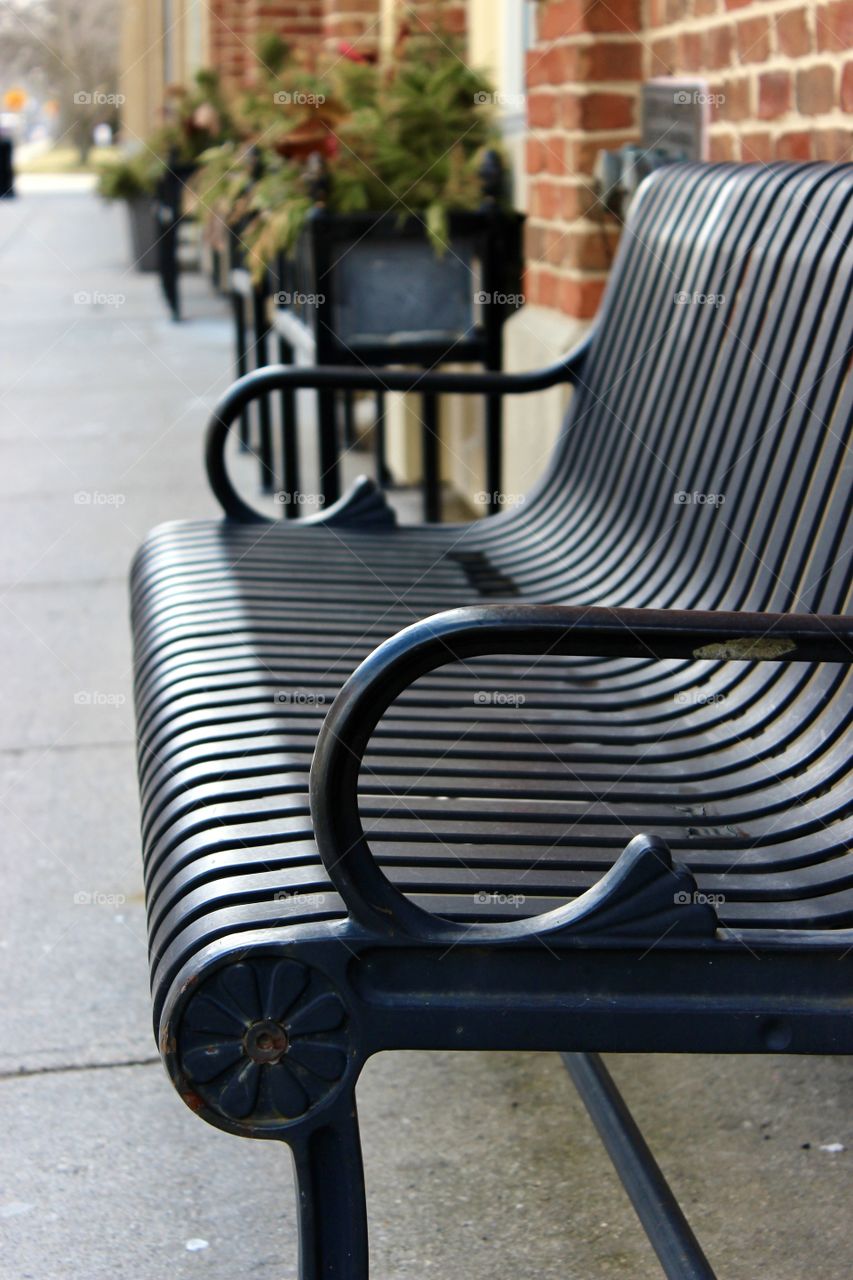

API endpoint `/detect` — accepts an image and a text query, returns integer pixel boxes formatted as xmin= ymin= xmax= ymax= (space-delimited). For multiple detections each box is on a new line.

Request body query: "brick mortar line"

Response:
xmin=528 ymin=83 xmax=643 ymax=93
xmin=529 ymin=176 xmax=621 ymax=186
xmin=528 ymin=125 xmax=638 ymax=138
xmin=527 ymin=215 xmax=616 ymax=235
xmin=527 ymin=264 xmax=611 ymax=280
xmin=529 ymin=59 xmax=851 ymax=90
xmin=650 ymin=56 xmax=853 ymax=75
xmin=534 ymin=33 xmax=642 ymax=47
xmin=646 ymin=0 xmax=830 ymax=36
xmin=710 ymin=109 xmax=853 ymax=128
xmin=528 ymin=84 xmax=641 ymax=93
xmin=528 ymin=176 xmax=626 ymax=187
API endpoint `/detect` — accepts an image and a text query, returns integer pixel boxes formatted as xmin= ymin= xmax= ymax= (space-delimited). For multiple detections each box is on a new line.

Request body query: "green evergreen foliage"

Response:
xmin=167 ymin=30 xmax=507 ymax=275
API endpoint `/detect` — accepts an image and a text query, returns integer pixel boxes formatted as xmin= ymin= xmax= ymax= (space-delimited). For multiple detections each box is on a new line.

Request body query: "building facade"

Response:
xmin=119 ymin=0 xmax=853 ymax=501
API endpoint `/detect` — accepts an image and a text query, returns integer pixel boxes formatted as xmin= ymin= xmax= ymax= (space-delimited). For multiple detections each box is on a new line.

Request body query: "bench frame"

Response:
xmin=141 ymin=155 xmax=853 ymax=1274
xmin=136 ymin=354 xmax=853 ymax=1280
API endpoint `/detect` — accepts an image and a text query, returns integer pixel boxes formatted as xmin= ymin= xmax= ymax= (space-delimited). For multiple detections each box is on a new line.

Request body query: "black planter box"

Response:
xmin=271 ymin=206 xmax=525 ymax=366
xmin=126 ymin=196 xmax=160 ymax=273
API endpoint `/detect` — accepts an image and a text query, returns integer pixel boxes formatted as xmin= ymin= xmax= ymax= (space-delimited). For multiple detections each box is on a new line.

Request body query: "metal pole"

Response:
xmin=374 ymin=391 xmax=388 ymax=488
xmin=251 ymin=281 xmax=274 ymax=493
xmin=277 ymin=335 xmax=299 ymax=519
xmin=562 ymin=1053 xmax=717 ymax=1280
xmin=421 ymin=392 xmax=440 ymax=522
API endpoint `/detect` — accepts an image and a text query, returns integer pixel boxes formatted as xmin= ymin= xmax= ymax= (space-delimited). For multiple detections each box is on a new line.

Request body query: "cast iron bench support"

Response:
xmin=155 ymin=155 xmax=197 ymax=322
xmin=288 ymin=1051 xmax=720 ymax=1280
xmin=563 ymin=1053 xmax=715 ymax=1280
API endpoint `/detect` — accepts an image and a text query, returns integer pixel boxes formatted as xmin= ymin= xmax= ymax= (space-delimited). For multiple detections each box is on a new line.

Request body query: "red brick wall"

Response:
xmin=526 ymin=0 xmax=641 ymax=318
xmin=647 ymin=1 xmax=853 ymax=163
xmin=322 ymin=0 xmax=381 ymax=58
xmin=208 ymin=0 xmax=255 ymax=85
xmin=526 ymin=0 xmax=853 ymax=319
xmin=208 ymin=0 xmax=466 ymax=92
xmin=209 ymin=0 xmax=324 ymax=87
xmin=397 ymin=0 xmax=468 ymax=38
xmin=317 ymin=1 xmax=466 ymax=63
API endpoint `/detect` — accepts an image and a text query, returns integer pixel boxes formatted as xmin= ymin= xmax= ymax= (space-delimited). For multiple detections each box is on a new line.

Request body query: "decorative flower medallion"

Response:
xmin=177 ymin=957 xmax=349 ymax=1128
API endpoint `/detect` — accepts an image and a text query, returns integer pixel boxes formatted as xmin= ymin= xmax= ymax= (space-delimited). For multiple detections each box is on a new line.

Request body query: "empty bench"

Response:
xmin=131 ymin=162 xmax=853 ymax=1280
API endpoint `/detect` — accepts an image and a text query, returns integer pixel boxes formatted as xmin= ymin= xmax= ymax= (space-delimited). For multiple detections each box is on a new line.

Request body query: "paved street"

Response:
xmin=0 ymin=180 xmax=850 ymax=1280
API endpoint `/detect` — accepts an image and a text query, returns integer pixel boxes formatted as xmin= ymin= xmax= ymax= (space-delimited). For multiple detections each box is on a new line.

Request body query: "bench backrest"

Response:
xmin=530 ymin=163 xmax=852 ymax=618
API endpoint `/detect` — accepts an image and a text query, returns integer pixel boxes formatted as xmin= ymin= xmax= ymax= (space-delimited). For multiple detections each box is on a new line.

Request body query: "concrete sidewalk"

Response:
xmin=0 ymin=183 xmax=850 ymax=1280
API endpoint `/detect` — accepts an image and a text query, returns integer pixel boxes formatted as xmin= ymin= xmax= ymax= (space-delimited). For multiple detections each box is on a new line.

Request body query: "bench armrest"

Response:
xmin=205 ymin=344 xmax=591 ymax=519
xmin=310 ymin=604 xmax=852 ymax=942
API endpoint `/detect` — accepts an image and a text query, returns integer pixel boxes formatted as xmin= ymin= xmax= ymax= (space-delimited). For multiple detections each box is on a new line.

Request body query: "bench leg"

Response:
xmin=562 ymin=1053 xmax=716 ymax=1280
xmin=287 ymin=1091 xmax=369 ymax=1279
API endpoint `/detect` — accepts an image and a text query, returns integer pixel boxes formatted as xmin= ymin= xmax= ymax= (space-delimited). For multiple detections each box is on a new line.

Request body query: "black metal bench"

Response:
xmin=131 ymin=162 xmax=853 ymax=1280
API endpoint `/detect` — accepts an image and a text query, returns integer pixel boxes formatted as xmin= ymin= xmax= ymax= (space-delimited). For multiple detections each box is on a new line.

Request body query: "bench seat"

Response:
xmin=134 ymin=508 xmax=851 ymax=1025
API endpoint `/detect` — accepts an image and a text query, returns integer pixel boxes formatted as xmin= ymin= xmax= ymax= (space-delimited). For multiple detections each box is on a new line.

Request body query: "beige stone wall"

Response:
xmin=119 ymin=0 xmax=167 ymax=143
xmin=118 ymin=0 xmax=326 ymax=144
xmin=119 ymin=0 xmax=213 ymax=143
xmin=421 ymin=0 xmax=580 ymax=512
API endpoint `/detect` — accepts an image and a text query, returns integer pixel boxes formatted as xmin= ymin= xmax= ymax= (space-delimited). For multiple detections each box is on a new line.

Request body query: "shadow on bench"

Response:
xmin=130 ymin=162 xmax=853 ymax=1280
